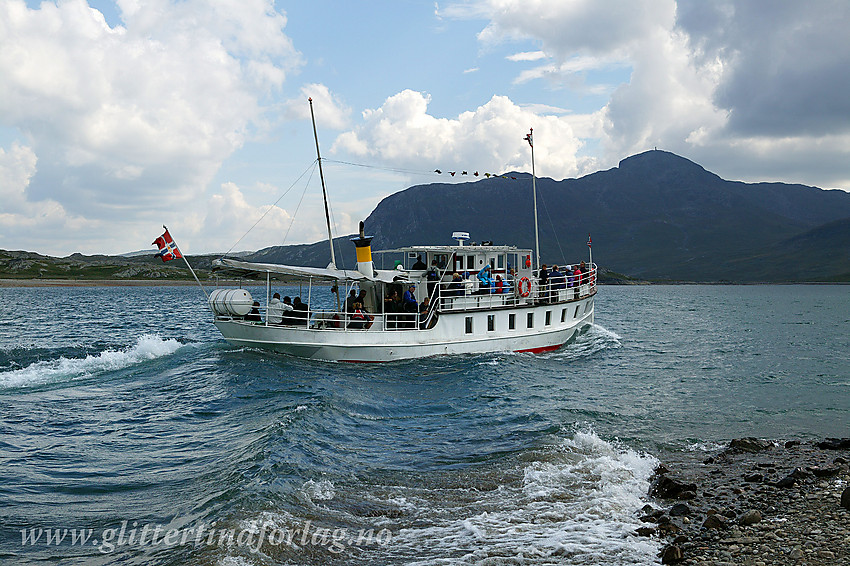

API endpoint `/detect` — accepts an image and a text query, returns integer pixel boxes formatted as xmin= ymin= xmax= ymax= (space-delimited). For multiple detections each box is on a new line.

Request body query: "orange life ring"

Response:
xmin=518 ymin=277 xmax=531 ymax=297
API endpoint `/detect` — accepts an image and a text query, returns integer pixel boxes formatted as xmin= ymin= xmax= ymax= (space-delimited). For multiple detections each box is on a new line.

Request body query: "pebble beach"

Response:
xmin=644 ymin=439 xmax=850 ymax=565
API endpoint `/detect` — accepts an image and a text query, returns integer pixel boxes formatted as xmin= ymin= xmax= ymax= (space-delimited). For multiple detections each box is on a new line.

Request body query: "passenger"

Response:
xmin=348 ymin=302 xmax=368 ymax=329
xmin=292 ymin=297 xmax=309 ymax=325
xmin=245 ymin=301 xmax=262 ymax=322
xmin=345 ymin=289 xmax=357 ymax=313
xmin=477 ymin=265 xmax=493 ymax=293
xmin=578 ymin=261 xmax=587 ymax=285
xmin=389 ymin=290 xmax=404 ymax=329
xmin=565 ymin=265 xmax=575 ymax=287
xmin=402 ymin=285 xmax=418 ymax=328
xmin=418 ymin=296 xmax=431 ymax=330
xmin=267 ymin=292 xmax=285 ymax=324
xmin=384 ymin=290 xmax=400 ymax=329
xmin=357 ymin=290 xmax=368 ymax=311
xmin=495 ymin=274 xmax=503 ymax=294
xmin=447 ymin=272 xmax=464 ymax=297
xmin=538 ymin=264 xmax=550 ymax=303
xmin=411 ymin=255 xmax=427 ymax=270
xmin=549 ymin=265 xmax=565 ymax=291
xmin=572 ymin=264 xmax=582 ymax=298
xmin=426 ymin=260 xmax=440 ymax=298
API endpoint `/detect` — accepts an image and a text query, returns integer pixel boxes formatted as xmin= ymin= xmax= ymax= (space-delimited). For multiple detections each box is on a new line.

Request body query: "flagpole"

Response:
xmin=165 ymin=225 xmax=209 ymax=300
xmin=526 ymin=128 xmax=541 ymax=272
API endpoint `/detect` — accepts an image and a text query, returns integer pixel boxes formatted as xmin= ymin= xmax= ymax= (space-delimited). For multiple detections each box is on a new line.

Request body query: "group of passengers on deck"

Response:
xmin=244 ymin=259 xmax=591 ymax=327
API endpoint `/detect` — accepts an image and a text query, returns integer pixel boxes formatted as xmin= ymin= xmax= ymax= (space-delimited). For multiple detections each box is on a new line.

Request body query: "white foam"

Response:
xmin=0 ymin=334 xmax=182 ymax=389
xmin=388 ymin=430 xmax=661 ymax=564
xmin=300 ymin=479 xmax=336 ymax=501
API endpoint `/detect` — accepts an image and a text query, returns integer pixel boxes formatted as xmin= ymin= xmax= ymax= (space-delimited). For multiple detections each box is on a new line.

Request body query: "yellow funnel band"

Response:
xmin=355 ymin=245 xmax=372 ymax=263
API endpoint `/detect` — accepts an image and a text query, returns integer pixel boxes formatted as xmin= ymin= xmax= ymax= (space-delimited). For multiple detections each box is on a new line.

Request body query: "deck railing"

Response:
xmin=214 ymin=264 xmax=596 ymax=332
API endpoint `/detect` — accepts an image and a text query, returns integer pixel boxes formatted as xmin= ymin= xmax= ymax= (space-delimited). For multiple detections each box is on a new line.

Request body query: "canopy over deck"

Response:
xmin=211 ymin=258 xmax=406 ymax=283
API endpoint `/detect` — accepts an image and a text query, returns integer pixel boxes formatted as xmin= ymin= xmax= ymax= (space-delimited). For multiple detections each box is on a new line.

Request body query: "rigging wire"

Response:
xmin=281 ymin=162 xmax=318 ymax=247
xmin=537 ymin=189 xmax=567 ymax=266
xmin=221 ymin=160 xmax=318 ymax=258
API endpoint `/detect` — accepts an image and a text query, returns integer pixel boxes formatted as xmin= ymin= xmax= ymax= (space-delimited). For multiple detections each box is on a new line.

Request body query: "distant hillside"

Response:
xmin=0 ymin=250 xmax=217 ymax=281
xmin=247 ymin=150 xmax=850 ymax=282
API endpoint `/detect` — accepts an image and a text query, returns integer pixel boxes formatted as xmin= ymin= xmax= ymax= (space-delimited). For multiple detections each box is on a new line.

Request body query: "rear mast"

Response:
xmin=309 ymin=97 xmax=341 ymax=312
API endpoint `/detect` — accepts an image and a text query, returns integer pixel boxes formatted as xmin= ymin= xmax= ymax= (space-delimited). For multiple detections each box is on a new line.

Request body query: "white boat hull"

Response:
xmin=214 ymin=294 xmax=594 ymax=362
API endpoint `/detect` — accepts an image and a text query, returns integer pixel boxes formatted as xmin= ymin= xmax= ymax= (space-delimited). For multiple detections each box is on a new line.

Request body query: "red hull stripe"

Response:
xmin=515 ymin=343 xmax=563 ymax=354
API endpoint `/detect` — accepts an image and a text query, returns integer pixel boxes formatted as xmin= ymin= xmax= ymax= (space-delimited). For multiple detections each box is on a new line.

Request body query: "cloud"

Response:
xmin=333 ymin=90 xmax=588 ymax=179
xmin=676 ymin=0 xmax=850 ymax=137
xmin=0 ymin=0 xmax=301 ymax=219
xmin=201 ymin=181 xmax=295 ymax=252
xmin=451 ymin=0 xmax=850 ymax=189
xmin=283 ymin=83 xmax=353 ymax=130
xmin=0 ymin=142 xmax=91 ymax=251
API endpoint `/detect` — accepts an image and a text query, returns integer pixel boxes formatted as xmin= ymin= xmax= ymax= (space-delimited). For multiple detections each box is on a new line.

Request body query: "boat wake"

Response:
xmin=542 ymin=323 xmax=621 ymax=361
xmin=0 ymin=334 xmax=182 ymax=390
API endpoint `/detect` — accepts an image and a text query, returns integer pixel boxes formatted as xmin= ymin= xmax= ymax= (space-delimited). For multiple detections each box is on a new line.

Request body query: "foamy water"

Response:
xmin=0 ymin=334 xmax=182 ymax=389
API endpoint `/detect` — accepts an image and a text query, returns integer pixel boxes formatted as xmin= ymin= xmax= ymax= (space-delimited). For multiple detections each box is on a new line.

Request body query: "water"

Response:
xmin=1 ymin=284 xmax=847 ymax=565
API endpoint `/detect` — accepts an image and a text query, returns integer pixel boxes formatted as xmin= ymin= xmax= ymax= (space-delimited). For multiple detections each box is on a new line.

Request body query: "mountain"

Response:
xmin=247 ymin=150 xmax=850 ymax=282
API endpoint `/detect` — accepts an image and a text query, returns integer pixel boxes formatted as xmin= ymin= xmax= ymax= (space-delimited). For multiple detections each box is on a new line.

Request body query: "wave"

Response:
xmin=0 ymin=334 xmax=182 ymax=390
xmin=215 ymin=431 xmax=660 ymax=565
xmin=389 ymin=430 xmax=660 ymax=565
xmin=538 ymin=323 xmax=622 ymax=361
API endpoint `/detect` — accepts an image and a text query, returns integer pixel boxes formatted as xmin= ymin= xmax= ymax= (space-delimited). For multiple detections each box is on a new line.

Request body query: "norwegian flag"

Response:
xmin=524 ymin=128 xmax=533 ymax=147
xmin=152 ymin=228 xmax=183 ymax=262
xmin=587 ymin=234 xmax=592 ymax=248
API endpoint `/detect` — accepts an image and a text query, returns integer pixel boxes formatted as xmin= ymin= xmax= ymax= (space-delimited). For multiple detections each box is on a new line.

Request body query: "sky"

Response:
xmin=2 ymin=0 xmax=850 ymax=257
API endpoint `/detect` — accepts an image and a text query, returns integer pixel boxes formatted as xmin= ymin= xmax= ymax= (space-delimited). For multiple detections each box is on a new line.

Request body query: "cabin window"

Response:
xmin=574 ymin=305 xmax=580 ymax=318
xmin=509 ymin=313 xmax=516 ymax=330
xmin=487 ymin=315 xmax=495 ymax=332
xmin=527 ymin=312 xmax=534 ymax=328
xmin=465 ymin=316 xmax=473 ymax=334
xmin=497 ymin=255 xmax=504 ymax=269
xmin=545 ymin=311 xmax=552 ymax=326
xmin=467 ymin=255 xmax=475 ymax=270
xmin=432 ymin=253 xmax=449 ymax=269
xmin=561 ymin=308 xmax=567 ymax=323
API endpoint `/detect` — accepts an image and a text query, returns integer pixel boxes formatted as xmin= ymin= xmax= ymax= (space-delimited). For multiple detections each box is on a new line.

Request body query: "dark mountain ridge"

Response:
xmin=248 ymin=150 xmax=850 ymax=282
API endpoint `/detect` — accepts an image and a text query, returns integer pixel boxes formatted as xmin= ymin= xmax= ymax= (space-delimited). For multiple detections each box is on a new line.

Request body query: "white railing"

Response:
xmin=214 ymin=264 xmax=596 ymax=331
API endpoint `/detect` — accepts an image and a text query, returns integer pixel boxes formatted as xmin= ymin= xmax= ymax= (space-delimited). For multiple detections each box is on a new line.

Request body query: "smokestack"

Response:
xmin=350 ymin=221 xmax=375 ymax=277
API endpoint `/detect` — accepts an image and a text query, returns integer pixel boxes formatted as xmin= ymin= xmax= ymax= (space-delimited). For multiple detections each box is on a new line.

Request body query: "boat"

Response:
xmin=208 ymin=101 xmax=596 ymax=362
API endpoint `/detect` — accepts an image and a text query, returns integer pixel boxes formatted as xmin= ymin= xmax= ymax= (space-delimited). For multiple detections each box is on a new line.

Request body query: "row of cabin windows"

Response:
xmin=464 ymin=302 xmax=591 ymax=334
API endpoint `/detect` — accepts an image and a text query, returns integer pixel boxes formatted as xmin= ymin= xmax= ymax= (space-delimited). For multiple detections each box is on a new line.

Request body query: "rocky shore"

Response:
xmin=640 ymin=438 xmax=850 ymax=565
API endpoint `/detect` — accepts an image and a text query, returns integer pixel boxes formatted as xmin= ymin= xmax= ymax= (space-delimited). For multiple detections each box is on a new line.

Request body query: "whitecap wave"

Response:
xmin=388 ymin=430 xmax=660 ymax=565
xmin=538 ymin=323 xmax=622 ymax=361
xmin=0 ymin=334 xmax=182 ymax=389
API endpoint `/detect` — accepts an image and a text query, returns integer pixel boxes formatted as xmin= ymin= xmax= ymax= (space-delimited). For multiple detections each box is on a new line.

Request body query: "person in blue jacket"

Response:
xmin=477 ymin=265 xmax=493 ymax=293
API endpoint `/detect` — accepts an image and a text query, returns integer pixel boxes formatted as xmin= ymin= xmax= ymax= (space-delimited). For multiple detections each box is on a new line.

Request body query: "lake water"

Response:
xmin=1 ymin=284 xmax=847 ymax=565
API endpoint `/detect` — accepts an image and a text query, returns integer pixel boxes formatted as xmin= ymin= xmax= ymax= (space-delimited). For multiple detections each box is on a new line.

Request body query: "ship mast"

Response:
xmin=309 ymin=97 xmax=337 ymax=270
xmin=526 ymin=128 xmax=541 ymax=271
xmin=309 ymin=97 xmax=341 ymax=313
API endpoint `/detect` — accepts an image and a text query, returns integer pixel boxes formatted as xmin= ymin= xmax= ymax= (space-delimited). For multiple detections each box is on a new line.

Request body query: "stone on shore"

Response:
xmin=842 ymin=486 xmax=850 ymax=510
xmin=737 ymin=509 xmax=761 ymax=526
xmin=728 ymin=437 xmax=774 ymax=453
xmin=660 ymin=544 xmax=684 ymax=564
